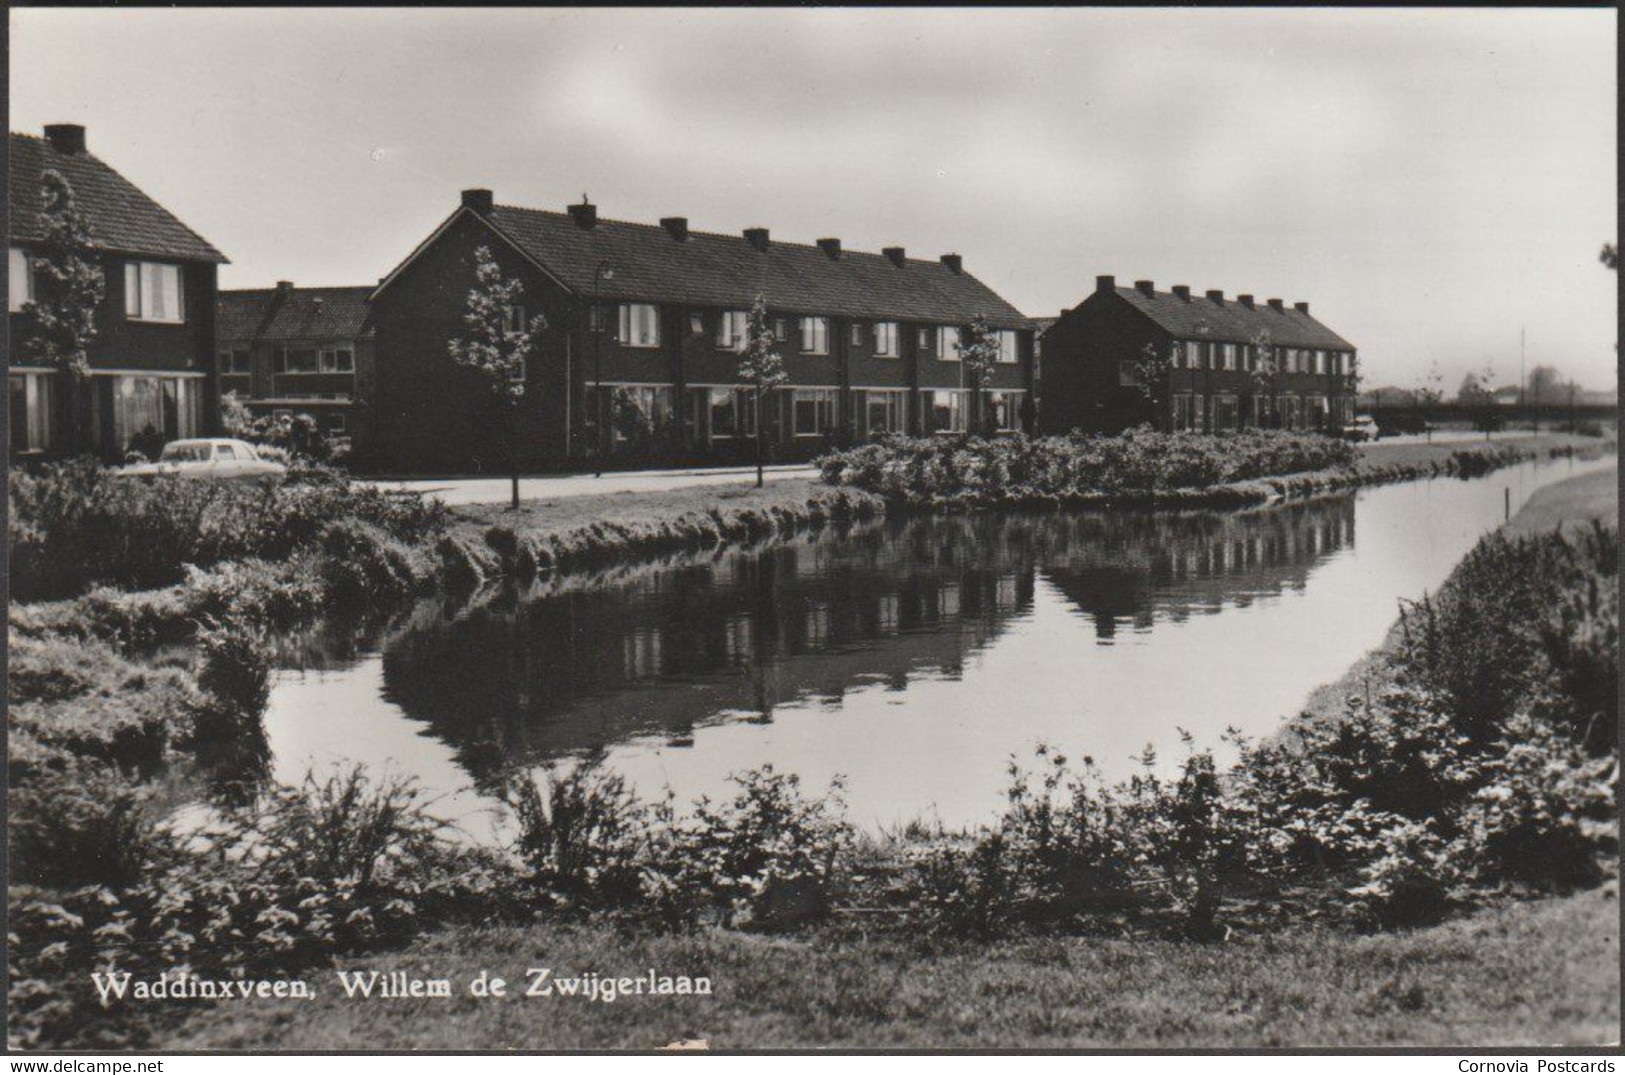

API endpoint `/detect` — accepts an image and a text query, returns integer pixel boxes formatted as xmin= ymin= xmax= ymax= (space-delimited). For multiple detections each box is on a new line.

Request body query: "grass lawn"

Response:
xmin=1351 ymin=431 xmax=1603 ymax=473
xmin=166 ymin=886 xmax=1619 ymax=1050
xmin=453 ymin=476 xmax=834 ymax=533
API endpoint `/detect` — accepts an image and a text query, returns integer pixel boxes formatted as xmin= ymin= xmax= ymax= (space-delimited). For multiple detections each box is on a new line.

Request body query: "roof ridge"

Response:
xmin=489 ymin=203 xmax=959 ymax=269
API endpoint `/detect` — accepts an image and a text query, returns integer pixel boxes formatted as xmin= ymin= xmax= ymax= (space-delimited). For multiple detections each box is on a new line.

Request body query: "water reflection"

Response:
xmin=372 ymin=499 xmax=1353 ymax=792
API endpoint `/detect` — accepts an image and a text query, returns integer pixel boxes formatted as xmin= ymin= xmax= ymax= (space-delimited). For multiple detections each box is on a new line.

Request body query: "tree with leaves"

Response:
xmin=19 ymin=170 xmax=106 ymax=454
xmin=1247 ymin=329 xmax=1279 ymax=429
xmin=958 ymin=315 xmax=1001 ymax=435
xmin=735 ymin=293 xmax=787 ymax=487
xmin=448 ymin=245 xmax=536 ymax=510
xmin=1128 ymin=340 xmax=1173 ymax=428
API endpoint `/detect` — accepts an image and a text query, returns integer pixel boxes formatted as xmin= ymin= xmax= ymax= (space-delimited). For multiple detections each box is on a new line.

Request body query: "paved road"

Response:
xmin=366 ymin=463 xmax=817 ymax=506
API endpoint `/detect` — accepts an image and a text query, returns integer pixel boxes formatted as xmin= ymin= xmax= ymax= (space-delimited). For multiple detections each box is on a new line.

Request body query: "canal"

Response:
xmin=259 ymin=454 xmax=1610 ymax=840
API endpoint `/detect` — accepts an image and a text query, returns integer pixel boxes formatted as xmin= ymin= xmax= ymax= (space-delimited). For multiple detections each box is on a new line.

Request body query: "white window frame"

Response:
xmin=318 ymin=345 xmax=355 ymax=373
xmin=124 ymin=261 xmax=185 ymax=324
xmin=276 ymin=346 xmax=320 ymax=375
xmin=218 ymin=346 xmax=252 ymax=376
xmin=860 ymin=388 xmax=907 ymax=436
xmin=996 ymin=330 xmax=1019 ymax=364
xmin=874 ymin=321 xmax=899 ymax=358
xmin=617 ymin=303 xmax=661 ymax=348
xmin=792 ymin=387 xmax=838 ymax=436
xmin=850 ymin=322 xmax=865 ymax=348
xmin=717 ymin=310 xmax=749 ymax=352
xmin=8 ymin=247 xmax=34 ymax=313
xmin=502 ymin=305 xmax=526 ymax=337
xmin=938 ymin=326 xmax=961 ymax=361
xmin=799 ymin=316 xmax=829 ymax=355
xmin=990 ymin=390 xmax=1024 ymax=431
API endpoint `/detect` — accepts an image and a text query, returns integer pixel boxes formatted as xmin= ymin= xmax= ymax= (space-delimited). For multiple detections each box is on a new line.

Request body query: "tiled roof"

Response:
xmin=1114 ymin=285 xmax=1354 ymax=350
xmin=1032 ymin=316 xmax=1058 ymax=336
xmin=218 ymin=286 xmax=374 ymax=342
xmin=8 ymin=133 xmax=227 ymax=263
xmin=476 ymin=205 xmax=1034 ymax=330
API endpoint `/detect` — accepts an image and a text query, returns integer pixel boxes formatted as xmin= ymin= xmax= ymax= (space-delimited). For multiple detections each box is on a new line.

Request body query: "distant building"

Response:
xmin=361 ymin=190 xmax=1036 ymax=473
xmin=9 ymin=124 xmax=227 ymax=458
xmin=1040 ymin=275 xmax=1358 ymax=434
xmin=215 ymin=283 xmax=375 ymax=449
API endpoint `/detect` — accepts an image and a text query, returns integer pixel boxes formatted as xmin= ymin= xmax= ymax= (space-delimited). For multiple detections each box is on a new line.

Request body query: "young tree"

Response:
xmin=958 ymin=315 xmax=1001 ymax=435
xmin=1247 ymin=330 xmax=1279 ymax=429
xmin=19 ymin=170 xmax=106 ymax=454
xmin=1414 ymin=360 xmax=1445 ymax=442
xmin=1129 ymin=340 xmax=1173 ymax=427
xmin=448 ymin=245 xmax=536 ymax=510
xmin=735 ymin=293 xmax=786 ymax=488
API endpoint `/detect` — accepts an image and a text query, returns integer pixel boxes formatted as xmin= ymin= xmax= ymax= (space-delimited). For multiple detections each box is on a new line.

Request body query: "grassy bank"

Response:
xmin=165 ymin=884 xmax=1621 ymax=1050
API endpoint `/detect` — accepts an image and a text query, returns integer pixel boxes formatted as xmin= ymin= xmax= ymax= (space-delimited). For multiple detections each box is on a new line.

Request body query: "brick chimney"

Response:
xmin=940 ymin=253 xmax=963 ymax=274
xmin=1096 ymin=274 xmax=1116 ymax=294
xmin=461 ymin=189 xmax=493 ymax=214
xmin=567 ymin=195 xmax=597 ymax=230
xmin=1206 ymin=289 xmax=1225 ymax=305
xmin=1172 ymin=285 xmax=1191 ymax=300
xmin=1135 ymin=279 xmax=1155 ymax=297
xmin=817 ymin=238 xmax=842 ymax=260
xmin=44 ymin=124 xmax=86 ymax=155
xmin=883 ymin=247 xmax=906 ymax=267
xmin=1238 ymin=293 xmax=1255 ymax=308
xmin=1267 ymin=298 xmax=1284 ymax=311
xmin=744 ymin=227 xmax=770 ymax=252
xmin=1294 ymin=301 xmax=1311 ymax=314
xmin=661 ymin=217 xmax=689 ymax=241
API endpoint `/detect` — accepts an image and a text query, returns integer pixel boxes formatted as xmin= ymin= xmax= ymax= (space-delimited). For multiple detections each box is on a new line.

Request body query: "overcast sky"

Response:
xmin=10 ymin=8 xmax=1618 ymax=391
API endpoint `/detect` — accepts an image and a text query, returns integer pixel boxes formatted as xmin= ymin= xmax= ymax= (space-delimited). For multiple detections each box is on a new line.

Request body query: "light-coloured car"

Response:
xmin=117 ymin=438 xmax=287 ymax=481
xmin=1341 ymin=415 xmax=1380 ymax=443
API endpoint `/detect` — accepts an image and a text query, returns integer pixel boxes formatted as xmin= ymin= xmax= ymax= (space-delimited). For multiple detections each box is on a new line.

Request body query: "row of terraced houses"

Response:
xmin=8 ymin=125 xmax=1357 ymax=471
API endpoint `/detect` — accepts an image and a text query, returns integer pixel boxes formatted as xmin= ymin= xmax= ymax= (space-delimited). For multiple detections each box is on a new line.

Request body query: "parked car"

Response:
xmin=1341 ymin=415 xmax=1380 ymax=442
xmin=116 ymin=438 xmax=287 ymax=481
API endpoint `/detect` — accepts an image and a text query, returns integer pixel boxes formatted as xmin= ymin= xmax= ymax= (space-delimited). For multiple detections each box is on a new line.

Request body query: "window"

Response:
xmin=792 ymin=388 xmax=837 ymax=436
xmin=850 ymin=322 xmax=865 ymax=347
xmin=1213 ymin=393 xmax=1240 ymax=430
xmin=799 ymin=317 xmax=829 ymax=355
xmin=104 ymin=375 xmax=201 ymax=450
xmin=319 ymin=346 xmax=354 ymax=373
xmin=874 ymin=322 xmax=899 ymax=357
xmin=688 ymin=311 xmax=704 ymax=336
xmin=1187 ymin=341 xmax=1206 ymax=369
xmin=1118 ymin=360 xmax=1139 ymax=387
xmin=1220 ymin=343 xmax=1237 ymax=371
xmin=276 ymin=346 xmax=319 ymax=374
xmin=773 ymin=318 xmax=788 ymax=341
xmin=918 ymin=326 xmax=933 ymax=350
xmin=717 ymin=310 xmax=749 ymax=351
xmin=9 ymin=247 xmax=34 ymax=312
xmin=923 ymin=390 xmax=966 ymax=434
xmin=607 ymin=385 xmax=675 ymax=444
xmin=124 ymin=262 xmax=184 ymax=323
xmin=8 ymin=372 xmax=55 ymax=452
xmin=1172 ymin=392 xmax=1196 ymax=432
xmin=709 ymin=387 xmax=740 ymax=438
xmin=509 ymin=358 xmax=527 ymax=383
xmin=216 ymin=443 xmax=238 ymax=461
xmin=218 ymin=346 xmax=251 ymax=375
xmin=502 ymin=305 xmax=526 ymax=336
xmin=861 ymin=389 xmax=906 ymax=436
xmin=938 ymin=326 xmax=961 ymax=360
xmin=997 ymin=330 xmax=1019 ymax=364
xmin=989 ymin=390 xmax=1023 ymax=431
xmin=589 ymin=304 xmax=608 ymax=333
xmin=617 ymin=303 xmax=660 ymax=348
xmin=1308 ymin=395 xmax=1329 ymax=428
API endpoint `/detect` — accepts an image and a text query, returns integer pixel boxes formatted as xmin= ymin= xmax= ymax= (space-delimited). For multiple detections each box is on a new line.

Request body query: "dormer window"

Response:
xmin=124 ymin=261 xmax=184 ymax=323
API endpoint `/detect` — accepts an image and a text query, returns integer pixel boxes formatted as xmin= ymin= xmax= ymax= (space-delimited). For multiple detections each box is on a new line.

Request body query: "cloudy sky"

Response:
xmin=9 ymin=8 xmax=1618 ymax=391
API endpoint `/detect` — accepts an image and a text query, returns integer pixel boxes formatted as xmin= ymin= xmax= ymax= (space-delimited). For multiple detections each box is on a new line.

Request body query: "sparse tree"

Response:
xmin=1129 ymin=340 xmax=1173 ymax=427
xmin=735 ymin=293 xmax=786 ymax=488
xmin=448 ymin=245 xmax=536 ymax=510
xmin=19 ymin=170 xmax=106 ymax=454
xmin=1247 ymin=330 xmax=1279 ymax=428
xmin=958 ymin=315 xmax=1001 ymax=435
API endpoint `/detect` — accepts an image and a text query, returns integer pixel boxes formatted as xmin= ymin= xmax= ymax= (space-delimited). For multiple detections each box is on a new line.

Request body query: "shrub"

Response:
xmin=1346 ymin=820 xmax=1459 ymax=928
xmin=7 ymin=762 xmax=175 ymax=888
xmin=817 ymin=429 xmax=1355 ymax=508
xmin=908 ymin=833 xmax=1020 ymax=939
xmin=505 ymin=754 xmax=648 ymax=912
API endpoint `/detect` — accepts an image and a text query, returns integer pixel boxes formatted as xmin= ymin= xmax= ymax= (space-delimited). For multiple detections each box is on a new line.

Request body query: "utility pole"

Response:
xmin=1519 ymin=325 xmax=1528 ymax=428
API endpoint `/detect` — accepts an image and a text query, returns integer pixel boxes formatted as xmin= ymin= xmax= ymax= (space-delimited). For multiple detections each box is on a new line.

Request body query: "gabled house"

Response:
xmin=363 ymin=189 xmax=1036 ymax=472
xmin=216 ymin=282 xmax=374 ymax=450
xmin=1041 ymin=275 xmax=1358 ymax=435
xmin=8 ymin=124 xmax=228 ymax=458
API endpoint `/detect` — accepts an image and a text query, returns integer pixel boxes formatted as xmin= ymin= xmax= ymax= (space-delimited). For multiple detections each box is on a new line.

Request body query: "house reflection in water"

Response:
xmin=377 ymin=495 xmax=1356 ymax=788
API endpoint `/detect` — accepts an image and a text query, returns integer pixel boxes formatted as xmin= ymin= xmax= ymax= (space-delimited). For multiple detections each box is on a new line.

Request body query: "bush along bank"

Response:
xmin=9 ymin=520 xmax=1616 ymax=1048
xmin=816 ymin=429 xmax=1581 ymax=511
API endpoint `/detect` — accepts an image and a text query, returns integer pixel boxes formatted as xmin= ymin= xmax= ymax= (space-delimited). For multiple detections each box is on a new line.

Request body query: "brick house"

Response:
xmin=8 ymin=124 xmax=227 ymax=458
xmin=362 ymin=190 xmax=1036 ymax=473
xmin=215 ymin=283 xmax=374 ymax=451
xmin=1040 ymin=275 xmax=1358 ymax=435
